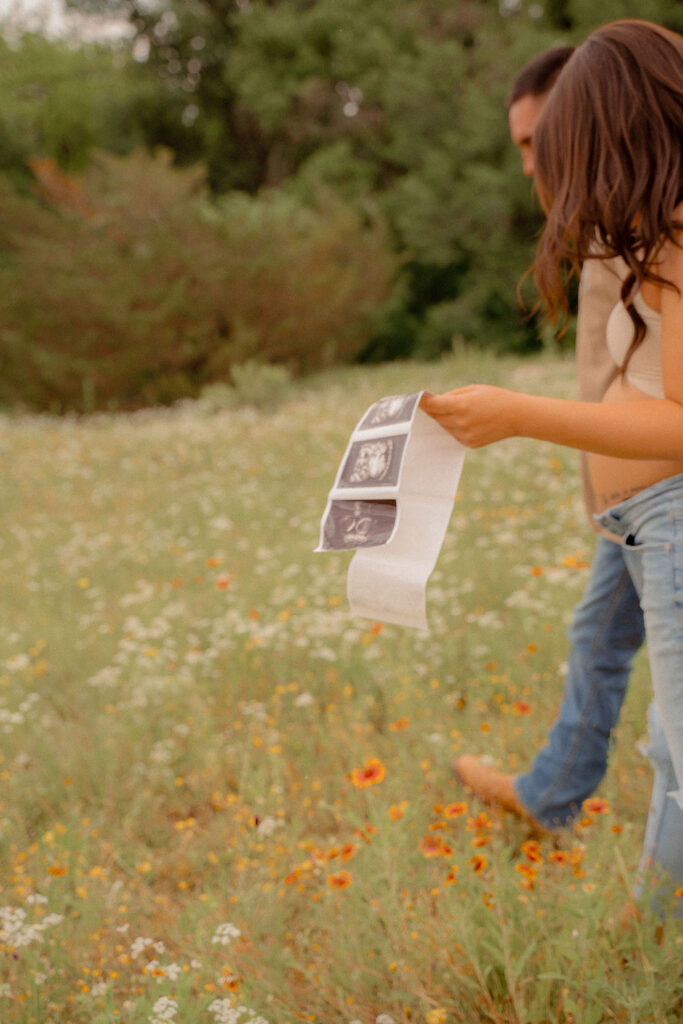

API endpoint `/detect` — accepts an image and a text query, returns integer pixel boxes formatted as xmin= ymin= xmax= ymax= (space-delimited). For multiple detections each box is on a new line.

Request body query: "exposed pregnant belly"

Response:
xmin=588 ymin=375 xmax=683 ymax=512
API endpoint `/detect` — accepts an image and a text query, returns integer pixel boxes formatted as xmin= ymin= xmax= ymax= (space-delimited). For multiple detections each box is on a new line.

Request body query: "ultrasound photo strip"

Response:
xmin=320 ymin=499 xmax=398 ymax=552
xmin=316 ymin=389 xmax=466 ymax=630
xmin=338 ymin=435 xmax=407 ymax=490
xmin=357 ymin=392 xmax=421 ymax=432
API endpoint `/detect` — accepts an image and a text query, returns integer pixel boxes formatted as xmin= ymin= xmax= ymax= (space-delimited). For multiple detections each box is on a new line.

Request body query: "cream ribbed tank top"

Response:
xmin=605 ymin=291 xmax=664 ymax=399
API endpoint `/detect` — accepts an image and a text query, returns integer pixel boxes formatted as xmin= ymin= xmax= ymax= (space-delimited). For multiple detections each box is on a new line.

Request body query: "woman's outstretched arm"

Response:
xmin=422 ymin=227 xmax=683 ymax=459
xmin=420 ymin=386 xmax=683 ymax=459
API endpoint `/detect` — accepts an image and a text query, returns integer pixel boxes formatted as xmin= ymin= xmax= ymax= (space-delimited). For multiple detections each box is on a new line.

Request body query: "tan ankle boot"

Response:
xmin=453 ymin=754 xmax=549 ymax=832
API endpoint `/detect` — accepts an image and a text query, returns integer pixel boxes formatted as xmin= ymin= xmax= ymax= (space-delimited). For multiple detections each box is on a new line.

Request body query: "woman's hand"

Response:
xmin=420 ymin=385 xmax=526 ymax=448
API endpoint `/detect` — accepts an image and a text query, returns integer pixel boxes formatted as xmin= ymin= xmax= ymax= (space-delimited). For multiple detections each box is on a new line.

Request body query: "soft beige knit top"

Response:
xmin=606 ymin=291 xmax=664 ymax=399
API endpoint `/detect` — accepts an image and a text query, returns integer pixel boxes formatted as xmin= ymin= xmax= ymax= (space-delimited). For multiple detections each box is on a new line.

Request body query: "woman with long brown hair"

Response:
xmin=422 ymin=19 xmax=683 ymax=905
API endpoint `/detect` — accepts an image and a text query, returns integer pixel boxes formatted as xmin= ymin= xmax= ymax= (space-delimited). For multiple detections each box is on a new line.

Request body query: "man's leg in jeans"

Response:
xmin=514 ymin=535 xmax=645 ymax=828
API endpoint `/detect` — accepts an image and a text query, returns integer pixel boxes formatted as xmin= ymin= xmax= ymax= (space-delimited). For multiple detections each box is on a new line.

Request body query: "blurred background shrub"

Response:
xmin=0 ymin=150 xmax=395 ymax=412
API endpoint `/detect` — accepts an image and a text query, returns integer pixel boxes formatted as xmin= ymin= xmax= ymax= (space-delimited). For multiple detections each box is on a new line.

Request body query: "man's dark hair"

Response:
xmin=506 ymin=46 xmax=575 ymax=108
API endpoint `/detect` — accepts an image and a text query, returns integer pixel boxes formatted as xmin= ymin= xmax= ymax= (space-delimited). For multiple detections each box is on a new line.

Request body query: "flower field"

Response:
xmin=1 ymin=352 xmax=681 ymax=1023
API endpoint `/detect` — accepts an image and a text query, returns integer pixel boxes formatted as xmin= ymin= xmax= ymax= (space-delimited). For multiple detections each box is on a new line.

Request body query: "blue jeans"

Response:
xmin=635 ymin=701 xmax=683 ymax=905
xmin=515 ymin=534 xmax=644 ymax=826
xmin=596 ymin=475 xmax=683 ymax=901
xmin=515 ymin=510 xmax=683 ymax=900
xmin=596 ymin=476 xmax=683 ymax=810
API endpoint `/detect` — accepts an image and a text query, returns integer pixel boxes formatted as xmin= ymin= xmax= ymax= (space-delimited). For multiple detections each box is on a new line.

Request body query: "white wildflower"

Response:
xmin=207 ymin=1002 xmax=269 ymax=1024
xmin=255 ymin=816 xmax=284 ymax=837
xmin=0 ymin=906 xmax=63 ymax=948
xmin=149 ymin=996 xmax=178 ymax=1023
xmin=212 ymin=921 xmax=241 ymax=946
xmin=5 ymin=653 xmax=30 ymax=671
xmin=130 ymin=936 xmax=154 ymax=958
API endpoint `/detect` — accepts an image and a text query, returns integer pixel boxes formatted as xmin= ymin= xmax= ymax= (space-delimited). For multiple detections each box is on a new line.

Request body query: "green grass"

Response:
xmin=0 ymin=351 xmax=680 ymax=1024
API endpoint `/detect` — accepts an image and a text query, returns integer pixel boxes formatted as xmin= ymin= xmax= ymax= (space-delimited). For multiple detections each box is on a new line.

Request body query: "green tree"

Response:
xmin=0 ymin=34 xmax=156 ymax=185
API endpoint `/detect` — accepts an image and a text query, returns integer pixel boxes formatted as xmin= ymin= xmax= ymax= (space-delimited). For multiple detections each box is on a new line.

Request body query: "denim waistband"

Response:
xmin=594 ymin=472 xmax=683 ymax=538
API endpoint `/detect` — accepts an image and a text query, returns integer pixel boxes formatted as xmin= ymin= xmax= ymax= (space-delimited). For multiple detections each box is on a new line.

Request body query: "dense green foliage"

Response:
xmin=0 ymin=151 xmax=394 ymax=411
xmin=0 ymin=0 xmax=682 ymax=409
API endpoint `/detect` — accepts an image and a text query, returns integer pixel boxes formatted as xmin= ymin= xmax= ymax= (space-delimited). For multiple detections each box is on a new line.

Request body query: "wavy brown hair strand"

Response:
xmin=531 ymin=20 xmax=683 ymax=349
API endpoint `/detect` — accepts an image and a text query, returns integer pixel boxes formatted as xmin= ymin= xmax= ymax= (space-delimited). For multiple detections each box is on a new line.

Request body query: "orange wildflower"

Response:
xmin=444 ymin=801 xmax=468 ymax=818
xmin=516 ymin=862 xmax=538 ymax=890
xmin=513 ymin=701 xmax=532 ymax=715
xmin=675 ymin=887 xmax=683 ymax=898
xmin=353 ymin=827 xmax=372 ymax=844
xmin=389 ymin=716 xmax=410 ymax=732
xmin=328 ymin=871 xmax=352 ymax=890
xmin=548 ymin=850 xmax=570 ymax=865
xmin=516 ymin=862 xmax=538 ymax=880
xmin=583 ymin=798 xmax=610 ymax=815
xmin=466 ymin=812 xmax=492 ymax=833
xmin=419 ymin=834 xmax=446 ymax=858
xmin=521 ymin=839 xmax=543 ymax=863
xmin=389 ymin=801 xmax=409 ymax=821
xmin=468 ymin=855 xmax=488 ymax=874
xmin=340 ymin=841 xmax=357 ymax=862
xmin=221 ymin=970 xmax=240 ymax=992
xmin=562 ymin=553 xmax=589 ymax=569
xmin=444 ymin=866 xmax=459 ymax=885
xmin=349 ymin=758 xmax=386 ymax=788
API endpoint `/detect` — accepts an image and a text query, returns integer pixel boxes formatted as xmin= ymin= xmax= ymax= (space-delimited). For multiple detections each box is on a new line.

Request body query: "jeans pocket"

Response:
xmin=672 ymin=512 xmax=683 ymax=616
